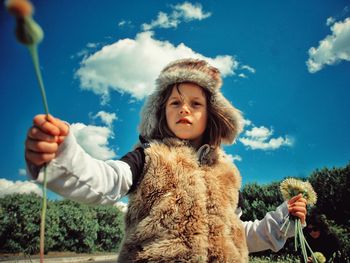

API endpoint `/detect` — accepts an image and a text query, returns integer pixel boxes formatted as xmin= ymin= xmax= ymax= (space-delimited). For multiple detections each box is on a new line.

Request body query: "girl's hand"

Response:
xmin=25 ymin=114 xmax=69 ymax=166
xmin=287 ymin=193 xmax=307 ymax=224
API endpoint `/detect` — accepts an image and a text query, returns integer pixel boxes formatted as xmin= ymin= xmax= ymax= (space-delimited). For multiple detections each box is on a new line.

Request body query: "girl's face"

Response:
xmin=165 ymin=82 xmax=207 ymax=148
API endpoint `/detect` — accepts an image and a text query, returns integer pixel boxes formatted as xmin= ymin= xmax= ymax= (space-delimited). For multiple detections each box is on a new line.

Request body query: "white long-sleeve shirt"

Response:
xmin=27 ymin=129 xmax=295 ymax=253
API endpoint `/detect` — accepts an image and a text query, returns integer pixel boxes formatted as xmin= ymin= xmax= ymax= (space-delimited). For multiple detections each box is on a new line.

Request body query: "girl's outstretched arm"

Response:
xmin=25 ymin=114 xmax=133 ymax=205
xmin=240 ymin=194 xmax=307 ymax=253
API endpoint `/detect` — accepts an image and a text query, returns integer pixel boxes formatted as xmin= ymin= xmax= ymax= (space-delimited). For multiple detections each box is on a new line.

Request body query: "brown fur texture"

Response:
xmin=118 ymin=139 xmax=248 ymax=262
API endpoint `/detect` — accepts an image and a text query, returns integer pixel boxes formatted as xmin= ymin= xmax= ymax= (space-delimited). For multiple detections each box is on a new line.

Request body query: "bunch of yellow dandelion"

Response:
xmin=280 ymin=178 xmax=318 ymax=263
xmin=6 ymin=1 xmax=48 ymax=262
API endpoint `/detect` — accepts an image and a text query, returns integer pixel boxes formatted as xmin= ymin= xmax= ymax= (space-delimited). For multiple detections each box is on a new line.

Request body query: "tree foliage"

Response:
xmin=240 ymin=181 xmax=283 ymax=221
xmin=308 ymin=164 xmax=350 ymax=226
xmin=94 ymin=204 xmax=125 ymax=251
xmin=0 ymin=194 xmax=125 ymax=254
xmin=0 ymin=193 xmax=41 ymax=254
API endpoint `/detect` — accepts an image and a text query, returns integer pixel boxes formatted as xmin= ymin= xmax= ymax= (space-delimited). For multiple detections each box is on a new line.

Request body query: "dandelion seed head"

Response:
xmin=314 ymin=252 xmax=326 ymax=263
xmin=280 ymin=178 xmax=317 ymax=205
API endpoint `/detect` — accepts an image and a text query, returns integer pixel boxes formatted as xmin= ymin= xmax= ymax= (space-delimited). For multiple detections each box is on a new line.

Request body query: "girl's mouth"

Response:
xmin=177 ymin=118 xmax=192 ymax=124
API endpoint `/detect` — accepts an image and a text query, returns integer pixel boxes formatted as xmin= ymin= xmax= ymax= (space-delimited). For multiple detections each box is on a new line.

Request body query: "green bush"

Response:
xmin=94 ymin=205 xmax=124 ymax=251
xmin=0 ymin=193 xmax=41 ymax=254
xmin=240 ymin=181 xmax=283 ymax=222
xmin=0 ymin=194 xmax=125 ymax=254
xmin=53 ymin=199 xmax=99 ymax=253
xmin=308 ymin=164 xmax=350 ymax=226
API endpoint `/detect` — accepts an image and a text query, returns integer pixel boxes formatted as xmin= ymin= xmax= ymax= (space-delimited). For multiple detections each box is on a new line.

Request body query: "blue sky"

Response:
xmin=0 ymin=0 xmax=349 ymax=200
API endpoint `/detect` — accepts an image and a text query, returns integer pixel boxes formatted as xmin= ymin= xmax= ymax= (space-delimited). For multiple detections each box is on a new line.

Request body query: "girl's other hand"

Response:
xmin=287 ymin=193 xmax=307 ymax=224
xmin=25 ymin=114 xmax=69 ymax=166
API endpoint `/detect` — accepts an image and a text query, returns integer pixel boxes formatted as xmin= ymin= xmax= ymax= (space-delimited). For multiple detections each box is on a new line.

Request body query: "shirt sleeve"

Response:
xmin=240 ymin=202 xmax=296 ymax=253
xmin=26 ymin=127 xmax=134 ymax=205
xmin=120 ymin=146 xmax=145 ymax=193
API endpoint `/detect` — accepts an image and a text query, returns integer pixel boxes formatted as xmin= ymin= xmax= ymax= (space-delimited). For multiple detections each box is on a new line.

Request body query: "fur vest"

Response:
xmin=118 ymin=139 xmax=248 ymax=262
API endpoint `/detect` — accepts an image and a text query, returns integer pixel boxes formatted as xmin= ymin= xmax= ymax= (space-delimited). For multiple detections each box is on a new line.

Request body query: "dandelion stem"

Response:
xmin=27 ymin=44 xmax=49 ymax=116
xmin=27 ymin=43 xmax=49 ymax=263
xmin=294 ymin=219 xmax=298 ymax=251
xmin=39 ymin=166 xmax=47 ymax=263
xmin=298 ymin=219 xmax=308 ymax=263
xmin=280 ymin=215 xmax=289 ymax=231
xmin=304 ymin=232 xmax=318 ymax=263
xmin=284 ymin=220 xmax=290 ymax=237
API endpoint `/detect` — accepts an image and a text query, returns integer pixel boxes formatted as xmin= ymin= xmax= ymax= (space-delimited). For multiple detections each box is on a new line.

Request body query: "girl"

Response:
xmin=25 ymin=59 xmax=307 ymax=262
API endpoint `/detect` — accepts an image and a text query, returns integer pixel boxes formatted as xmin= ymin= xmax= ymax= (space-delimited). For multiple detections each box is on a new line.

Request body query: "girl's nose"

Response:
xmin=179 ymin=104 xmax=190 ymax=115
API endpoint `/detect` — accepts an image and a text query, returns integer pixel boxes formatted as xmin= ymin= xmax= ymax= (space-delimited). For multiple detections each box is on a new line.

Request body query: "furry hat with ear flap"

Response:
xmin=139 ymin=58 xmax=244 ymax=144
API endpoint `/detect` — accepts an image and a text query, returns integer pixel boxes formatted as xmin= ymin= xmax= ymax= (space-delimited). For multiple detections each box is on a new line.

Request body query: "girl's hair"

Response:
xmin=154 ymin=82 xmax=236 ymax=148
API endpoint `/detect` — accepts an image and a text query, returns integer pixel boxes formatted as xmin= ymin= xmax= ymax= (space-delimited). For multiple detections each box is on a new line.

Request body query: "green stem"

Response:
xmin=298 ymin=219 xmax=308 ymax=263
xmin=284 ymin=220 xmax=290 ymax=237
xmin=280 ymin=215 xmax=289 ymax=231
xmin=27 ymin=44 xmax=49 ymax=263
xmin=27 ymin=44 xmax=49 ymax=115
xmin=294 ymin=219 xmax=298 ymax=251
xmin=304 ymin=233 xmax=318 ymax=263
xmin=39 ymin=166 xmax=48 ymax=262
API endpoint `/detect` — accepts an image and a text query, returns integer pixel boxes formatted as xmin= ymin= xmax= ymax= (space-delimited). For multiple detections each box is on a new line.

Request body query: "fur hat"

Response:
xmin=139 ymin=58 xmax=243 ymax=145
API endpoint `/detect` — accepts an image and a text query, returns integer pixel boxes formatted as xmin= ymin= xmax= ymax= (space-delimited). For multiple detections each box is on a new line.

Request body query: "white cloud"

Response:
xmin=245 ymin=126 xmax=273 ymax=139
xmin=242 ymin=118 xmax=252 ymax=128
xmin=70 ymin=123 xmax=116 ymax=160
xmin=142 ymin=12 xmax=177 ymax=31
xmin=118 ymin=20 xmax=132 ymax=28
xmin=326 ymin=17 xmax=336 ymax=26
xmin=241 ymin=64 xmax=256 ymax=74
xmin=75 ymin=31 xmax=238 ymax=103
xmin=142 ymin=2 xmax=211 ymax=31
xmin=93 ymin=111 xmax=117 ymax=127
xmin=118 ymin=20 xmax=126 ymax=27
xmin=174 ymin=2 xmax=211 ymax=21
xmin=115 ymin=201 xmax=128 ymax=213
xmin=237 ymin=64 xmax=256 ymax=79
xmin=86 ymin=43 xmax=98 ymax=49
xmin=226 ymin=154 xmax=242 ymax=163
xmin=18 ymin=169 xmax=27 ymax=176
xmin=306 ymin=17 xmax=350 ymax=73
xmin=0 ymin=178 xmax=42 ymax=197
xmin=239 ymin=126 xmax=293 ymax=150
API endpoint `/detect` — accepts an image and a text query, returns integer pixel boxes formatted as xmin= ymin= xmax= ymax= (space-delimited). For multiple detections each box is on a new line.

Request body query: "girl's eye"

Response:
xmin=192 ymin=101 xmax=202 ymax=107
xmin=170 ymin=100 xmax=180 ymax=106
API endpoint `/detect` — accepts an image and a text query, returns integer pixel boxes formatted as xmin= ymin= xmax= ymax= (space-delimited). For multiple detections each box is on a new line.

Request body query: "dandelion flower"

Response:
xmin=279 ymin=178 xmax=318 ymax=263
xmin=280 ymin=178 xmax=317 ymax=205
xmin=6 ymin=0 xmax=33 ymax=17
xmin=5 ymin=0 xmax=43 ymax=46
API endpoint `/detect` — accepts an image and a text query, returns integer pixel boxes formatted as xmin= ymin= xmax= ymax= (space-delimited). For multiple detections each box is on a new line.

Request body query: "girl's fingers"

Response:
xmin=25 ymin=138 xmax=58 ymax=153
xmin=48 ymin=115 xmax=69 ymax=136
xmin=25 ymin=150 xmax=56 ymax=166
xmin=27 ymin=126 xmax=57 ymax=142
xmin=293 ymin=211 xmax=306 ymax=224
xmin=289 ymin=204 xmax=307 ymax=214
xmin=57 ymin=135 xmax=66 ymax=145
xmin=288 ymin=193 xmax=302 ymax=204
xmin=288 ymin=201 xmax=307 ymax=224
xmin=33 ymin=114 xmax=60 ymax=136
